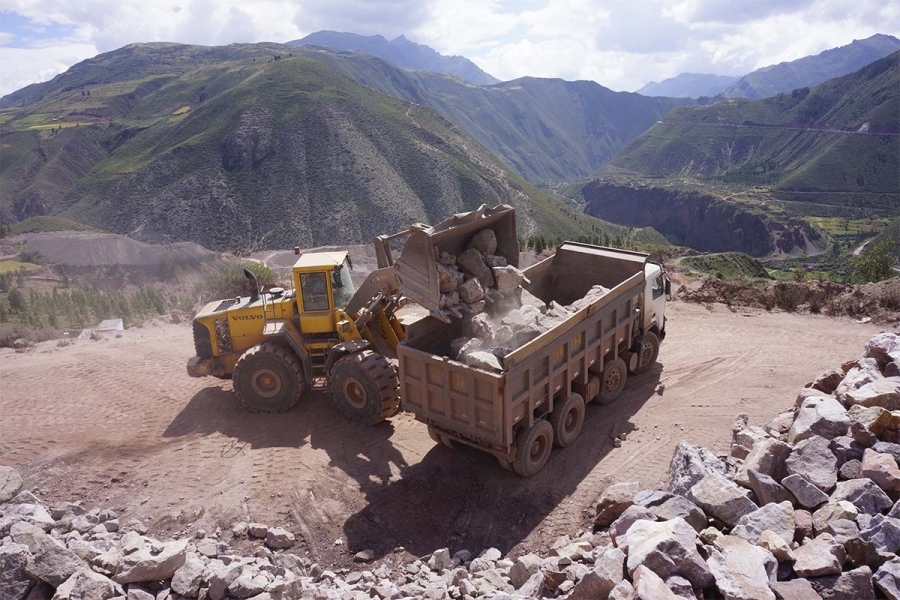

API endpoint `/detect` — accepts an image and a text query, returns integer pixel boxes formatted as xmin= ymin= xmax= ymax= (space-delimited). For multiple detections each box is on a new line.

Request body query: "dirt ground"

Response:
xmin=0 ymin=303 xmax=885 ymax=567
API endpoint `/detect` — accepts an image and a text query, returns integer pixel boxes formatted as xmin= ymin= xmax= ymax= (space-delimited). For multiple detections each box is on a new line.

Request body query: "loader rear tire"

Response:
xmin=598 ymin=357 xmax=627 ymax=405
xmin=512 ymin=418 xmax=554 ymax=477
xmin=632 ymin=332 xmax=660 ymax=374
xmin=550 ymin=393 xmax=585 ymax=447
xmin=233 ymin=342 xmax=305 ymax=413
xmin=330 ymin=350 xmax=400 ymax=425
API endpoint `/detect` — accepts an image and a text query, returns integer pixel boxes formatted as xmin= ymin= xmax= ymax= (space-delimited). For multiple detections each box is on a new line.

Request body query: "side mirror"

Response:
xmin=332 ymin=269 xmax=343 ymax=289
xmin=664 ymin=279 xmax=671 ymax=296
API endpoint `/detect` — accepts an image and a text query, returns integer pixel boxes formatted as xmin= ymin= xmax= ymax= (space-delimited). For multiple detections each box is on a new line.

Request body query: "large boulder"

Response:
xmin=619 ymin=517 xmax=714 ymax=589
xmin=0 ymin=465 xmax=24 ymax=503
xmin=0 ymin=543 xmax=33 ymax=600
xmin=730 ymin=502 xmax=795 ymax=545
xmin=865 ymin=333 xmax=900 ymax=367
xmin=667 ymin=441 xmax=726 ymax=497
xmin=782 ymin=474 xmax=829 ymax=509
xmin=568 ymin=547 xmax=625 ymax=600
xmin=812 ymin=501 xmax=859 ymax=534
xmin=594 ymin=481 xmax=640 ymax=527
xmin=630 ymin=565 xmax=680 ymax=600
xmin=808 ymin=565 xmax=875 ymax=600
xmin=848 ymin=405 xmax=900 ymax=438
xmin=105 ymin=532 xmax=188 ymax=584
xmin=792 ymin=534 xmax=846 ymax=578
xmin=54 ymin=568 xmax=122 ymax=600
xmin=706 ymin=535 xmax=777 ymax=600
xmin=770 ymin=579 xmax=823 ymax=600
xmin=632 ymin=490 xmax=707 ymax=532
xmin=609 ymin=505 xmax=657 ymax=542
xmin=171 ymin=552 xmax=205 ymax=597
xmin=735 ymin=437 xmax=792 ymax=487
xmin=829 ymin=436 xmax=866 ymax=466
xmin=458 ymin=249 xmax=495 ymax=288
xmin=10 ymin=521 xmax=85 ymax=587
xmin=811 ymin=369 xmax=845 ymax=395
xmin=788 ymin=396 xmax=849 ymax=445
xmin=785 ymin=436 xmax=838 ymax=493
xmin=468 ymin=229 xmax=498 ymax=256
xmin=492 ymin=266 xmax=526 ymax=295
xmin=874 ymin=557 xmax=900 ymax=600
xmin=509 ymin=553 xmax=541 ymax=590
xmin=830 ymin=479 xmax=893 ymax=515
xmin=688 ymin=473 xmax=758 ymax=527
xmin=835 ymin=359 xmax=884 ymax=402
xmin=859 ymin=515 xmax=900 ymax=554
xmin=861 ymin=449 xmax=900 ymax=494
xmin=747 ymin=469 xmax=795 ymax=506
xmin=843 ymin=380 xmax=900 ymax=411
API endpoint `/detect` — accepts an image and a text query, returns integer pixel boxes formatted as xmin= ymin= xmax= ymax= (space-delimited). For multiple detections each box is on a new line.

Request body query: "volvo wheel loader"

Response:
xmin=186 ymin=205 xmax=518 ymax=423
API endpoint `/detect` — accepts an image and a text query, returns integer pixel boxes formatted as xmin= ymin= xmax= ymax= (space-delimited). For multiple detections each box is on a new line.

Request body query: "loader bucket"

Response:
xmin=391 ymin=204 xmax=518 ymax=317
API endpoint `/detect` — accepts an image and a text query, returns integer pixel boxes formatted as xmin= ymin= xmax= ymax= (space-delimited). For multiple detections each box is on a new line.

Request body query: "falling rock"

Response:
xmin=509 ymin=553 xmax=542 ymax=590
xmin=770 ymin=578 xmax=824 ymax=600
xmin=731 ymin=501 xmax=795 ymax=545
xmin=782 ymin=474 xmax=829 ymax=509
xmin=688 ymin=473 xmax=758 ymax=527
xmin=808 ymin=565 xmax=875 ymax=600
xmin=171 ymin=552 xmax=205 ymax=597
xmin=265 ymin=527 xmax=295 ymax=549
xmin=54 ymin=568 xmax=122 ymax=600
xmin=788 ymin=396 xmax=849 ymax=445
xmin=632 ymin=490 xmax=708 ymax=532
xmin=667 ymin=441 xmax=726 ymax=497
xmin=785 ymin=436 xmax=838 ymax=493
xmin=567 ymin=547 xmax=625 ymax=600
xmin=492 ymin=266 xmax=526 ymax=295
xmin=706 ymin=535 xmax=777 ymax=600
xmin=0 ymin=543 xmax=33 ymax=600
xmin=10 ymin=521 xmax=85 ymax=588
xmin=844 ymin=379 xmax=900 ymax=411
xmin=458 ymin=277 xmax=485 ymax=304
xmin=736 ymin=437 xmax=793 ymax=487
xmin=458 ymin=249 xmax=495 ymax=288
xmin=830 ymin=479 xmax=893 ymax=515
xmin=811 ymin=369 xmax=845 ymax=395
xmin=747 ymin=469 xmax=795 ymax=506
xmin=620 ymin=517 xmax=714 ymax=589
xmin=874 ymin=557 xmax=900 ymax=600
xmin=470 ymin=313 xmax=494 ymax=341
xmin=0 ymin=466 xmax=24 ymax=504
xmin=630 ymin=565 xmax=681 ymax=600
xmin=465 ymin=351 xmax=503 ymax=372
xmin=451 ymin=337 xmax=475 ymax=358
xmin=861 ymin=449 xmax=900 ymax=493
xmin=594 ymin=481 xmax=640 ymax=527
xmin=468 ymin=229 xmax=498 ymax=256
xmin=792 ymin=534 xmax=846 ymax=578
xmin=109 ymin=533 xmax=188 ymax=585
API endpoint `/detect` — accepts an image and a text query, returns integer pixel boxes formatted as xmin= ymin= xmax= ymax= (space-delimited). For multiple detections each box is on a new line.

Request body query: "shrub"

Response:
xmin=199 ymin=262 xmax=280 ymax=302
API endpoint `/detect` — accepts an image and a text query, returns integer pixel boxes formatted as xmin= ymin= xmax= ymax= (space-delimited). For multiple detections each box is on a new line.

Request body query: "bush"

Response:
xmin=199 ymin=262 xmax=280 ymax=302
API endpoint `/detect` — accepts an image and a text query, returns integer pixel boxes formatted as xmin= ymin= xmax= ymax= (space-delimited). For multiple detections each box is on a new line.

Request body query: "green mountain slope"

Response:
xmin=600 ymin=52 xmax=899 ymax=207
xmin=0 ymin=43 xmax=598 ymax=250
xmin=290 ymin=31 xmax=499 ymax=86
xmin=295 ymin=48 xmax=691 ymax=185
xmin=721 ymin=34 xmax=900 ymax=99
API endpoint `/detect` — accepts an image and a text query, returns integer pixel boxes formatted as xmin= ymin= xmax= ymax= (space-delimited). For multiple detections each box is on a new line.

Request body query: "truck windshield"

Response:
xmin=331 ymin=259 xmax=356 ymax=309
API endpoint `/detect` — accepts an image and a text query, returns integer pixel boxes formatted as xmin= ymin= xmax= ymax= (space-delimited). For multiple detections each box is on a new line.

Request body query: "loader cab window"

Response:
xmin=300 ymin=272 xmax=330 ymax=311
xmin=331 ymin=259 xmax=355 ymax=309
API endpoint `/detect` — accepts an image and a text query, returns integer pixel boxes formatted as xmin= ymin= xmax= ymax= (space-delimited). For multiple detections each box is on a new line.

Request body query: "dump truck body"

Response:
xmin=398 ymin=242 xmax=664 ymax=473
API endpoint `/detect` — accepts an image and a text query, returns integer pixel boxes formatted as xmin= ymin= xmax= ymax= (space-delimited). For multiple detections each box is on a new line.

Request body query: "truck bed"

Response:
xmin=397 ymin=243 xmax=647 ymax=453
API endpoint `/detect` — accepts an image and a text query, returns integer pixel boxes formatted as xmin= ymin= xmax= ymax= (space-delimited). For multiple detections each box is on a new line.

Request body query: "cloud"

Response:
xmin=293 ymin=0 xmax=433 ymax=39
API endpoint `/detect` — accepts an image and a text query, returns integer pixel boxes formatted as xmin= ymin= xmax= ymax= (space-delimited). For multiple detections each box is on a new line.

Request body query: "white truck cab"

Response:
xmin=644 ymin=261 xmax=670 ymax=341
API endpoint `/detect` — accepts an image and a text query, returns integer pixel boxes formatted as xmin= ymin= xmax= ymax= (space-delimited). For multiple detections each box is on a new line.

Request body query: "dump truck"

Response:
xmin=397 ymin=240 xmax=669 ymax=476
xmin=187 ymin=204 xmax=669 ymax=475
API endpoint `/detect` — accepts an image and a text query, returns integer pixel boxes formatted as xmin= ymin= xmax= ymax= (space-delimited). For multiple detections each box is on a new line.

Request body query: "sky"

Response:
xmin=0 ymin=0 xmax=898 ymax=97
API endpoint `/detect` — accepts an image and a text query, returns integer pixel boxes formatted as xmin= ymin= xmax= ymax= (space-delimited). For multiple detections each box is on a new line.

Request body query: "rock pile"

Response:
xmin=4 ymin=332 xmax=898 ymax=600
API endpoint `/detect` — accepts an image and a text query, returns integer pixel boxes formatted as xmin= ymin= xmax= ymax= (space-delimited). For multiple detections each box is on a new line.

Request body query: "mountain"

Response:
xmin=290 ymin=48 xmax=691 ymax=184
xmin=0 ymin=43 xmax=597 ymax=250
xmin=721 ymin=34 xmax=900 ymax=100
xmin=289 ymin=31 xmax=500 ymax=86
xmin=637 ymin=73 xmax=739 ymax=98
xmin=599 ymin=52 xmax=899 ymax=206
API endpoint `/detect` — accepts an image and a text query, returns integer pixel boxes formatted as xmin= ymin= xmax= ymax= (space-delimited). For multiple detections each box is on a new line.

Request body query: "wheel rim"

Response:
xmin=564 ymin=408 xmax=579 ymax=435
xmin=342 ymin=376 xmax=368 ymax=410
xmin=605 ymin=369 xmax=621 ymax=394
xmin=640 ymin=340 xmax=654 ymax=367
xmin=251 ymin=368 xmax=282 ymax=398
xmin=530 ymin=433 xmax=548 ymax=463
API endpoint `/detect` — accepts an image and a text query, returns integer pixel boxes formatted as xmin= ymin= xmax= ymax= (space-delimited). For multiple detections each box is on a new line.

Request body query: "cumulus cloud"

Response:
xmin=0 ymin=0 xmax=897 ymax=97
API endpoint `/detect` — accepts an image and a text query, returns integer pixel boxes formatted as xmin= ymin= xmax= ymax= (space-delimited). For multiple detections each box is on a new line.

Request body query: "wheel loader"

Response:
xmin=186 ymin=205 xmax=518 ymax=423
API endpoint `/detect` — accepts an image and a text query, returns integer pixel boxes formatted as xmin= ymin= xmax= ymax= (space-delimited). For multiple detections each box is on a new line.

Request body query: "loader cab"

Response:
xmin=292 ymin=251 xmax=355 ymax=334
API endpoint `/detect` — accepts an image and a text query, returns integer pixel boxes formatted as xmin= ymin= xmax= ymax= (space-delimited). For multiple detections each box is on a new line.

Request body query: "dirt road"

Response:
xmin=0 ymin=303 xmax=883 ymax=566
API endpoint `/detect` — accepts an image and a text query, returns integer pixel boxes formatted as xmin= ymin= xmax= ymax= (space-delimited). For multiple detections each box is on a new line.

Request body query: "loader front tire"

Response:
xmin=512 ymin=418 xmax=554 ymax=477
xmin=330 ymin=350 xmax=400 ymax=425
xmin=233 ymin=342 xmax=305 ymax=413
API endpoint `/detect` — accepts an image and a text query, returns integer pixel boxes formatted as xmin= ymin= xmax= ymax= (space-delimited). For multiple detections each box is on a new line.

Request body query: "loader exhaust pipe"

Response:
xmin=243 ymin=268 xmax=260 ymax=303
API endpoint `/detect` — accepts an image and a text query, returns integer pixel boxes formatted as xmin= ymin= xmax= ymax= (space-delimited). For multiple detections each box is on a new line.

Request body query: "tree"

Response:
xmin=853 ymin=240 xmax=897 ymax=283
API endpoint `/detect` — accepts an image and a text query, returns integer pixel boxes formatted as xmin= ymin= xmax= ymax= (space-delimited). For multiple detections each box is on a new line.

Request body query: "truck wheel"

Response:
xmin=632 ymin=332 xmax=660 ymax=374
xmin=427 ymin=425 xmax=455 ymax=448
xmin=598 ymin=358 xmax=627 ymax=405
xmin=512 ymin=419 xmax=554 ymax=477
xmin=233 ymin=342 xmax=305 ymax=413
xmin=329 ymin=350 xmax=400 ymax=425
xmin=549 ymin=393 xmax=585 ymax=447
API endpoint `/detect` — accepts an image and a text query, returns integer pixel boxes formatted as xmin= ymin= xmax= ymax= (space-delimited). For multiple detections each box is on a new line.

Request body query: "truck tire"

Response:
xmin=512 ymin=418 xmax=554 ymax=477
xmin=598 ymin=357 xmax=627 ymax=405
xmin=427 ymin=425 xmax=455 ymax=448
xmin=632 ymin=332 xmax=660 ymax=374
xmin=233 ymin=342 xmax=305 ymax=413
xmin=329 ymin=350 xmax=400 ymax=425
xmin=549 ymin=393 xmax=585 ymax=447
